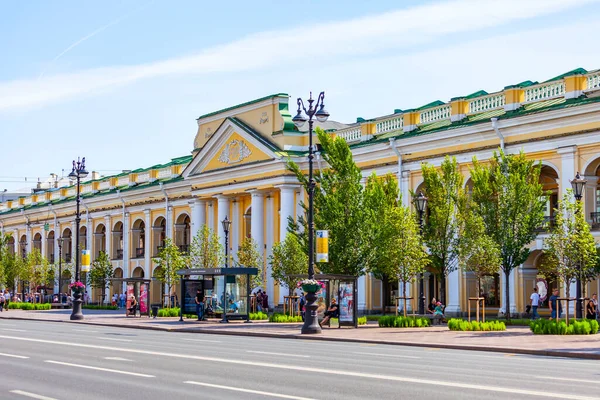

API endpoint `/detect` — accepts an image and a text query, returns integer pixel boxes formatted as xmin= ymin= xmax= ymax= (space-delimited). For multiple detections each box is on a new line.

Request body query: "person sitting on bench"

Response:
xmin=432 ymin=301 xmax=445 ymax=324
xmin=320 ymin=298 xmax=339 ymax=327
xmin=127 ymin=295 xmax=138 ymax=316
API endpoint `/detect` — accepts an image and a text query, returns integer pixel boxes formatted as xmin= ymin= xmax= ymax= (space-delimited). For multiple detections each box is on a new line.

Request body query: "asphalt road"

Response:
xmin=0 ymin=319 xmax=599 ymax=400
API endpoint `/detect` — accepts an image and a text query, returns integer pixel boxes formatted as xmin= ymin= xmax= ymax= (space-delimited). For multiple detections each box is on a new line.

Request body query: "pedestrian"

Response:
xmin=530 ymin=287 xmax=540 ymax=320
xmin=299 ymin=294 xmax=306 ymax=321
xmin=320 ymin=298 xmax=340 ymax=327
xmin=592 ymin=293 xmax=599 ymax=320
xmin=427 ymin=297 xmax=437 ymax=314
xmin=586 ymin=298 xmax=596 ymax=320
xmin=0 ymin=292 xmax=5 ymax=312
xmin=549 ymin=288 xmax=562 ymax=320
xmin=119 ymin=293 xmax=125 ymax=308
xmin=256 ymin=290 xmax=263 ymax=312
xmin=261 ymin=291 xmax=269 ymax=313
xmin=112 ymin=293 xmax=118 ymax=307
xmin=195 ymin=288 xmax=204 ymax=321
xmin=127 ymin=295 xmax=138 ymax=316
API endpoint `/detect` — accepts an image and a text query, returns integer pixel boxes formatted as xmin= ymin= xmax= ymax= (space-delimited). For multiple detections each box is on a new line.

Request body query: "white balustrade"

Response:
xmin=587 ymin=72 xmax=600 ymax=91
xmin=336 ymin=127 xmax=362 ymax=143
xmin=158 ymin=168 xmax=171 ymax=179
xmin=468 ymin=93 xmax=505 ymax=114
xmin=524 ymin=81 xmax=565 ymax=103
xmin=137 ymin=172 xmax=149 ymax=183
xmin=375 ymin=116 xmax=403 ymax=134
xmin=419 ymin=104 xmax=451 ymax=124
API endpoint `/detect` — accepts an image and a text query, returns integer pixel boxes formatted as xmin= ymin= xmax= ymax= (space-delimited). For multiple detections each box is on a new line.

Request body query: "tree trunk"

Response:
xmin=504 ymin=269 xmax=511 ymax=321
xmin=440 ymin=276 xmax=446 ymax=307
xmin=403 ymin=280 xmax=407 ymax=318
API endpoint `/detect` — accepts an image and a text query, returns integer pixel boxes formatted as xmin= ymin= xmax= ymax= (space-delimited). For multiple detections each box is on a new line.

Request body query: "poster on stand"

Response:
xmin=126 ymin=284 xmax=134 ymax=312
xmin=339 ymin=282 xmax=354 ymax=323
xmin=183 ymin=280 xmax=202 ymax=314
xmin=139 ymin=283 xmax=148 ymax=315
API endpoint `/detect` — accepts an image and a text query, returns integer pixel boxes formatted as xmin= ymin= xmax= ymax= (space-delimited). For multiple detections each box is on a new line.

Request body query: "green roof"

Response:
xmin=196 ymin=93 xmax=289 ymax=120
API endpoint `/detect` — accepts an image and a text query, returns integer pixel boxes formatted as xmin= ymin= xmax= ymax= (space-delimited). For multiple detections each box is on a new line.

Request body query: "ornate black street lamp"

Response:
xmin=571 ymin=172 xmax=587 ymax=319
xmin=413 ymin=191 xmax=428 ymax=315
xmin=220 ymin=216 xmax=231 ymax=323
xmin=292 ymin=91 xmax=329 ymax=334
xmin=69 ymin=157 xmax=88 ymax=320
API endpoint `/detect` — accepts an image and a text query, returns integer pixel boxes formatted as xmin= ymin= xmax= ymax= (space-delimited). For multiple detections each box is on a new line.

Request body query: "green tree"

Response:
xmin=380 ymin=205 xmax=429 ymax=314
xmin=287 ymin=128 xmax=369 ymax=276
xmin=470 ymin=150 xmax=546 ymax=320
xmin=0 ymin=233 xmax=11 ymax=289
xmin=541 ymin=193 xmax=597 ymax=302
xmin=153 ymin=238 xmax=187 ymax=308
xmin=420 ymin=156 xmax=463 ymax=305
xmin=236 ymin=237 xmax=263 ymax=288
xmin=270 ymin=233 xmax=308 ymax=296
xmin=87 ymin=251 xmax=114 ymax=304
xmin=189 ymin=225 xmax=224 ymax=269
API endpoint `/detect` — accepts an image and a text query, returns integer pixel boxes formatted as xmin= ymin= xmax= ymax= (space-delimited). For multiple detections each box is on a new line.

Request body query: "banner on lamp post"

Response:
xmin=81 ymin=250 xmax=91 ymax=272
xmin=316 ymin=230 xmax=328 ymax=263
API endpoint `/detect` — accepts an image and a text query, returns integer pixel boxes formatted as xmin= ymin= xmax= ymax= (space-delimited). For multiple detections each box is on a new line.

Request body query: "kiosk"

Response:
xmin=289 ymin=274 xmax=358 ymax=328
xmin=110 ymin=277 xmax=152 ymax=317
xmin=177 ymin=267 xmax=258 ymax=322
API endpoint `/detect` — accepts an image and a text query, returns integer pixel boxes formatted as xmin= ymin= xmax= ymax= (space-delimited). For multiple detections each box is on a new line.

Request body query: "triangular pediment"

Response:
xmin=182 ymin=117 xmax=281 ymax=177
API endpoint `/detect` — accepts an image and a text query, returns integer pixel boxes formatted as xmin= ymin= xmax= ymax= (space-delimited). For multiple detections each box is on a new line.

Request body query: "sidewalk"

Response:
xmin=2 ymin=309 xmax=600 ymax=360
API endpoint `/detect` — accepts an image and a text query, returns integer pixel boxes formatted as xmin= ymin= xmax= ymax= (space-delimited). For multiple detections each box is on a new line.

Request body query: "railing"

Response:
xmin=468 ymin=93 xmax=505 ymax=114
xmin=587 ymin=72 xmax=600 ymax=91
xmin=535 ymin=216 xmax=556 ymax=232
xmin=419 ymin=104 xmax=451 ymax=124
xmin=336 ymin=126 xmax=362 ymax=143
xmin=135 ymin=247 xmax=145 ymax=258
xmin=375 ymin=116 xmax=403 ymax=134
xmin=178 ymin=244 xmax=190 ymax=254
xmin=524 ymin=81 xmax=565 ymax=103
xmin=591 ymin=212 xmax=600 ymax=230
xmin=114 ymin=249 xmax=123 ymax=260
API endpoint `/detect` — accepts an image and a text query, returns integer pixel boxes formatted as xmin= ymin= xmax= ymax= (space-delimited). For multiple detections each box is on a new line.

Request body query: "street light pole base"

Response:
xmin=70 ymin=294 xmax=84 ymax=321
xmin=300 ymin=291 xmax=322 ymax=334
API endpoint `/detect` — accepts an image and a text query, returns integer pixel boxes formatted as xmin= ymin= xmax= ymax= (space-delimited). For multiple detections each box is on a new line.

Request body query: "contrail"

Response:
xmin=38 ymin=0 xmax=155 ymax=79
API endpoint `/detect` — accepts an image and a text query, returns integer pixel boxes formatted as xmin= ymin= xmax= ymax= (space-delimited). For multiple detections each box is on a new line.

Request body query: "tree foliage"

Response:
xmin=270 ymin=233 xmax=308 ymax=296
xmin=153 ymin=238 xmax=187 ymax=307
xmin=420 ymin=156 xmax=463 ymax=304
xmin=87 ymin=251 xmax=114 ymax=303
xmin=236 ymin=237 xmax=263 ymax=288
xmin=189 ymin=225 xmax=224 ymax=270
xmin=541 ymin=193 xmax=597 ymax=298
xmin=470 ymin=150 xmax=546 ymax=320
xmin=287 ymin=128 xmax=370 ymax=277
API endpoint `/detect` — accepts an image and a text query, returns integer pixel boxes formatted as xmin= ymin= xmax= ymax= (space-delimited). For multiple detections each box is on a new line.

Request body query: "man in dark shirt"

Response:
xmin=549 ymin=288 xmax=562 ymax=320
xmin=195 ymin=288 xmax=204 ymax=321
xmin=320 ymin=298 xmax=340 ymax=327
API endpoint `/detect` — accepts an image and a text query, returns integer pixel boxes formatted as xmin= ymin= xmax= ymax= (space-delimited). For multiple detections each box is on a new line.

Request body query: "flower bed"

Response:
xmin=447 ymin=318 xmax=506 ymax=331
xmin=530 ymin=319 xmax=599 ymax=335
xmin=378 ymin=316 xmax=430 ymax=328
xmin=8 ymin=302 xmax=51 ymax=310
xmin=269 ymin=313 xmax=303 ymax=323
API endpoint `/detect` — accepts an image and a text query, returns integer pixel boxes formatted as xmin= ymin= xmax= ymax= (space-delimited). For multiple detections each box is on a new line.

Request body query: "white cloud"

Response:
xmin=0 ymin=0 xmax=596 ymax=112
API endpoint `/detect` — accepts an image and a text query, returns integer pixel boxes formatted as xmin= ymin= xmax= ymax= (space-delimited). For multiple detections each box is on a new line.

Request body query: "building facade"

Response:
xmin=2 ymin=68 xmax=600 ymax=315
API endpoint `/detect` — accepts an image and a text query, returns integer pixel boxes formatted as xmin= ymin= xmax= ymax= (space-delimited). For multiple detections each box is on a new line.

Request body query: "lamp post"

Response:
xmin=58 ymin=236 xmax=63 ymax=301
xmin=571 ymin=172 xmax=587 ymax=319
xmin=69 ymin=157 xmax=88 ymax=321
xmin=220 ymin=216 xmax=231 ymax=323
xmin=413 ymin=191 xmax=428 ymax=315
xmin=292 ymin=91 xmax=330 ymax=334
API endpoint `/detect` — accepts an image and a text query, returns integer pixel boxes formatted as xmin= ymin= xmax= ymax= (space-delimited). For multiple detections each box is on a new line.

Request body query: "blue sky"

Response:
xmin=1 ymin=0 xmax=599 ymax=191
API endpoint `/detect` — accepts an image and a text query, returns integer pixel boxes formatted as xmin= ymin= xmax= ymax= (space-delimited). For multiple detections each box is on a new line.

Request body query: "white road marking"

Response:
xmin=247 ymin=350 xmax=309 ymax=358
xmin=0 ymin=335 xmax=594 ymax=400
xmin=0 ymin=323 xmax=17 ymax=326
xmin=95 ymin=337 xmax=132 ymax=342
xmin=0 ymin=352 xmax=29 ymax=359
xmin=181 ymin=338 xmax=222 ymax=343
xmin=534 ymin=376 xmax=600 ymax=384
xmin=44 ymin=360 xmax=154 ymax=378
xmin=104 ymin=357 xmax=132 ymax=361
xmin=184 ymin=381 xmax=316 ymax=400
xmin=353 ymin=352 xmax=420 ymax=359
xmin=72 ymin=329 xmax=98 ymax=333
xmin=1 ymin=328 xmax=26 ymax=332
xmin=9 ymin=390 xmax=58 ymax=400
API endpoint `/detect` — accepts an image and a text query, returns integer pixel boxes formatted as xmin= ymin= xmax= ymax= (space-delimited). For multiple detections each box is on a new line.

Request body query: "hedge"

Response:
xmin=447 ymin=318 xmax=506 ymax=331
xmin=378 ymin=316 xmax=430 ymax=328
xmin=269 ymin=313 xmax=303 ymax=323
xmin=530 ymin=319 xmax=599 ymax=335
xmin=358 ymin=316 xmax=367 ymax=326
xmin=7 ymin=302 xmax=51 ymax=310
xmin=249 ymin=312 xmax=269 ymax=320
xmin=82 ymin=305 xmax=118 ymax=310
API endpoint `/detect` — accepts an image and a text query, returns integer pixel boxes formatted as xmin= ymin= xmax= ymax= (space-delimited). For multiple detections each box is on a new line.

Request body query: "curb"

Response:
xmin=2 ymin=315 xmax=599 ymax=360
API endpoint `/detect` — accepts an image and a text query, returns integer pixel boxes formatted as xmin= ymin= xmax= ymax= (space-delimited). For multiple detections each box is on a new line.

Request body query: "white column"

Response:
xmin=41 ymin=229 xmax=47 ymax=259
xmin=558 ymin=146 xmax=577 ymax=199
xmin=401 ymin=171 xmax=411 ymax=207
xmin=398 ymin=280 xmax=412 ymax=313
xmin=207 ymin=201 xmax=215 ymax=234
xmin=26 ymin=224 xmax=32 ymax=255
xmin=445 ymin=269 xmax=461 ymax=315
xmin=166 ymin=206 xmax=174 ymax=240
xmin=104 ymin=215 xmax=111 ymax=259
xmin=277 ymin=185 xmax=297 ymax=304
xmin=569 ymin=280 xmax=577 ymax=316
xmin=53 ymin=221 xmax=59 ymax=293
xmin=500 ymin=269 xmax=517 ymax=316
xmin=144 ymin=209 xmax=151 ymax=278
xmin=584 ymin=176 xmax=598 ymax=223
xmin=123 ymin=213 xmax=130 ymax=277
xmin=216 ymin=196 xmax=230 ymax=259
xmin=250 ymin=191 xmax=268 ymax=300
xmin=295 ymin=186 xmax=305 ymax=231
xmin=231 ymin=198 xmax=240 ymax=265
xmin=13 ymin=229 xmax=19 ymax=255
xmin=265 ymin=194 xmax=277 ymax=305
xmin=190 ymin=199 xmax=206 ymax=238
xmin=357 ymin=275 xmax=367 ymax=312
xmin=71 ymin=221 xmax=77 ymax=262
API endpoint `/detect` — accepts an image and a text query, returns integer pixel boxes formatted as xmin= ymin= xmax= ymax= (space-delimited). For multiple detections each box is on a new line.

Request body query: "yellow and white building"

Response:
xmin=2 ymin=67 xmax=600 ymax=315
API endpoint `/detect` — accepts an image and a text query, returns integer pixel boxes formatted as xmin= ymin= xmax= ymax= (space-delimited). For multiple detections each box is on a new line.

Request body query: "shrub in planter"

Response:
xmin=269 ymin=313 xmax=303 ymax=323
xmin=358 ymin=316 xmax=367 ymax=326
xmin=157 ymin=307 xmax=181 ymax=317
xmin=249 ymin=312 xmax=269 ymax=320
xmin=7 ymin=302 xmax=50 ymax=310
xmin=530 ymin=319 xmax=599 ymax=335
xmin=378 ymin=316 xmax=430 ymax=328
xmin=447 ymin=318 xmax=506 ymax=331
